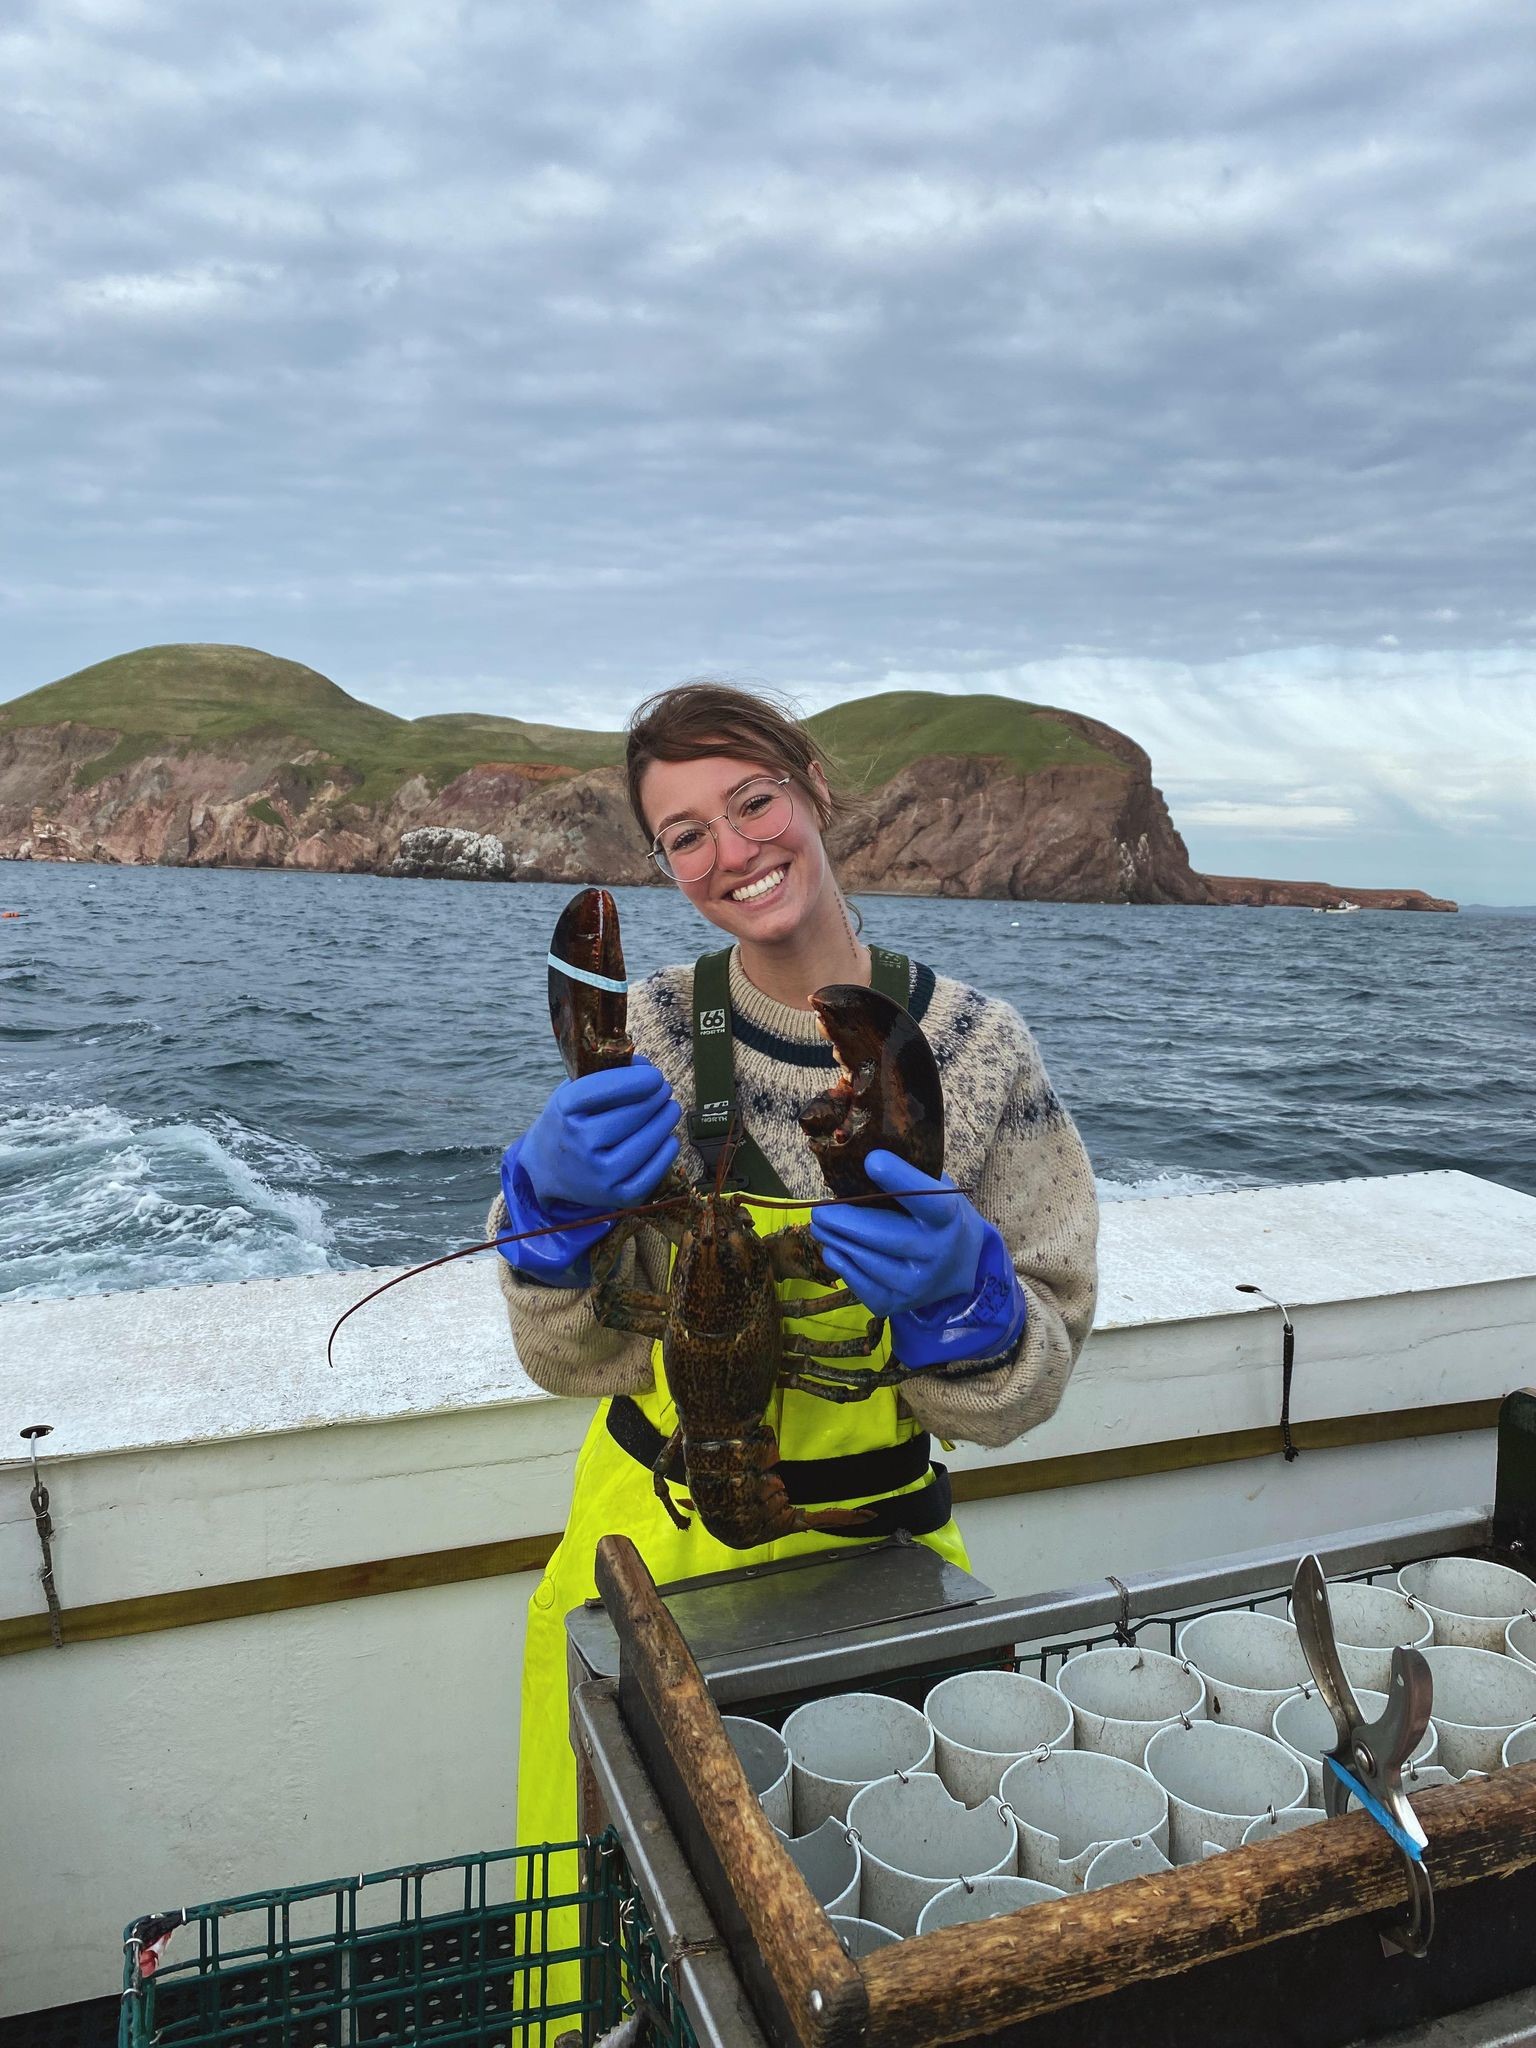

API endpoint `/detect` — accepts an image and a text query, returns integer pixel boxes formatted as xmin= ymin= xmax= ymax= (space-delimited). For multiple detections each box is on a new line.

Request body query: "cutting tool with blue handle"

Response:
xmin=1291 ymin=1552 xmax=1436 ymax=1958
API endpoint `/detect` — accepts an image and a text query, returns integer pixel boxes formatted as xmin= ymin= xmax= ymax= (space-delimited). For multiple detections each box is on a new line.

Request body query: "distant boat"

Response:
xmin=1313 ymin=900 xmax=1361 ymax=914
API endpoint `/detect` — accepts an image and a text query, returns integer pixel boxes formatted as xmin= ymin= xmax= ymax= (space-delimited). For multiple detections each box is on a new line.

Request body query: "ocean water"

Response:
xmin=1 ymin=863 xmax=1531 ymax=1302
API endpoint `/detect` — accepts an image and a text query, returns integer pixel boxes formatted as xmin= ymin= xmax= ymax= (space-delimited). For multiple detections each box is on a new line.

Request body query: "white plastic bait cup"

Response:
xmin=1286 ymin=1580 xmax=1434 ymax=1692
xmin=1421 ymin=1645 xmax=1536 ymax=1775
xmin=922 ymin=1670 xmax=1074 ymax=1806
xmin=997 ymin=1747 xmax=1169 ymax=1890
xmin=1054 ymin=1646 xmax=1208 ymax=1766
xmin=1144 ymin=1719 xmax=1308 ymax=1863
xmin=1175 ymin=1611 xmax=1313 ymax=1735
xmin=774 ymin=1817 xmax=860 ymax=1917
xmin=1401 ymin=1762 xmax=1459 ymax=1792
xmin=846 ymin=1772 xmax=1017 ymax=1939
xmin=783 ymin=1692 xmax=935 ymax=1834
xmin=828 ymin=1915 xmax=901 ymax=1957
xmin=1502 ymin=1720 xmax=1536 ymax=1769
xmin=723 ymin=1716 xmax=792 ymax=1834
xmin=1239 ymin=1806 xmax=1326 ymax=1846
xmin=1082 ymin=1835 xmax=1173 ymax=1890
xmin=1397 ymin=1556 xmax=1536 ymax=1653
xmin=1507 ymin=1612 xmax=1536 ymax=1672
xmin=1271 ymin=1687 xmax=1438 ymax=1807
xmin=915 ymin=1875 xmax=1065 ymax=1936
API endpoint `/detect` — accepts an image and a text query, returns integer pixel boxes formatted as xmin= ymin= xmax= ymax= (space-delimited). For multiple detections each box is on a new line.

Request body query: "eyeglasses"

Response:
xmin=649 ymin=776 xmax=795 ymax=882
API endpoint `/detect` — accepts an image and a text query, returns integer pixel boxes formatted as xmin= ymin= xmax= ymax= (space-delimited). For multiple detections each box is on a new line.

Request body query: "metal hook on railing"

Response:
xmin=1106 ymin=1574 xmax=1135 ymax=1646
xmin=1235 ymin=1285 xmax=1299 ymax=1460
xmin=20 ymin=1425 xmax=63 ymax=1649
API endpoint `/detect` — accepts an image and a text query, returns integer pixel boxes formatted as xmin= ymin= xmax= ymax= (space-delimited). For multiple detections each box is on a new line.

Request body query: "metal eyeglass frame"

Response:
xmin=647 ymin=776 xmax=795 ymax=883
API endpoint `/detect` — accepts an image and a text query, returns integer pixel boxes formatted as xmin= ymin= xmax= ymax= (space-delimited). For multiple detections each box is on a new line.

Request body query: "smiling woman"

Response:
xmin=625 ymin=679 xmax=870 ymax=1003
xmin=484 ymin=680 xmax=1100 ymax=1993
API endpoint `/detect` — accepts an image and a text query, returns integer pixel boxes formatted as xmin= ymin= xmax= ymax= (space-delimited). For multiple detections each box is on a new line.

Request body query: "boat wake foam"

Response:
xmin=0 ymin=1099 xmax=336 ymax=1302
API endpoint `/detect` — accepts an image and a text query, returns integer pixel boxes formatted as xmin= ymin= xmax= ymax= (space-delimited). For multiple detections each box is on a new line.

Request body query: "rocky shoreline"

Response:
xmin=1 ymin=743 xmax=1458 ymax=910
xmin=0 ymin=649 xmax=1457 ymax=910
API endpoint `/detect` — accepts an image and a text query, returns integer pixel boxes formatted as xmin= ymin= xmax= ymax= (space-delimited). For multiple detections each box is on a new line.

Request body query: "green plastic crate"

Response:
xmin=119 ymin=1835 xmax=697 ymax=2048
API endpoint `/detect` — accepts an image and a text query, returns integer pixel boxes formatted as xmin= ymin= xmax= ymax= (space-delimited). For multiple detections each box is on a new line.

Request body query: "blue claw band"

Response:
xmin=546 ymin=952 xmax=628 ymax=994
xmin=887 ymin=1224 xmax=1028 ymax=1372
xmin=1325 ymin=1756 xmax=1426 ymax=1861
xmin=497 ymin=1134 xmax=614 ymax=1286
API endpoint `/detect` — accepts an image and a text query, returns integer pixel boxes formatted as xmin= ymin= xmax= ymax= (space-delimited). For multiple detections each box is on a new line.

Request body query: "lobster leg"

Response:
xmin=593 ymin=1212 xmax=680 ymax=1337
xmin=779 ymin=1361 xmax=910 ymax=1401
xmin=776 ymin=1287 xmax=861 ymax=1317
xmin=652 ymin=1427 xmax=692 ymax=1531
xmin=766 ymin=1225 xmax=843 ymax=1290
xmin=800 ymin=1506 xmax=878 ymax=1532
xmin=593 ymin=1288 xmax=670 ymax=1338
xmin=780 ymin=1322 xmax=885 ymax=1358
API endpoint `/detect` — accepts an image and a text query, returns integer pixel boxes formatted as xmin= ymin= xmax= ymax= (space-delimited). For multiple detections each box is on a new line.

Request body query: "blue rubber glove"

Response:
xmin=497 ymin=1133 xmax=615 ymax=1285
xmin=810 ymin=1148 xmax=1028 ymax=1370
xmin=498 ymin=1061 xmax=680 ymax=1285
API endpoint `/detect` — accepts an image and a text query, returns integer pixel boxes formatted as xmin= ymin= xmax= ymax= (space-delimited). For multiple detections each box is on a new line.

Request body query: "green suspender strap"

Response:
xmin=686 ymin=943 xmax=912 ymax=1197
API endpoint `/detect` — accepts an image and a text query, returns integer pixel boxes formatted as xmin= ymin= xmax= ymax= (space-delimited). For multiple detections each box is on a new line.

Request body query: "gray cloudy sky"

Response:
xmin=4 ymin=0 xmax=1534 ymax=900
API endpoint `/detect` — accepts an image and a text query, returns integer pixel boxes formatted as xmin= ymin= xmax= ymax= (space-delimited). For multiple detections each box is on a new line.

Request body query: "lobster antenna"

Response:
xmin=325 ymin=1193 xmax=690 ymax=1366
xmin=715 ymin=1111 xmax=746 ymax=1195
xmin=749 ymin=1185 xmax=976 ymax=1211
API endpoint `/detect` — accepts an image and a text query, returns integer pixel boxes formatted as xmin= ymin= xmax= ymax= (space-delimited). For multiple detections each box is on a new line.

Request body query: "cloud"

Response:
xmin=802 ymin=645 xmax=1535 ymax=894
xmin=0 ymin=0 xmax=1533 ymax=897
xmin=1179 ymin=800 xmax=1361 ymax=835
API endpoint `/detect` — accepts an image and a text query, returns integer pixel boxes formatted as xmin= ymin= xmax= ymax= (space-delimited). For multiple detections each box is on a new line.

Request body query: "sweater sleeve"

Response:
xmin=896 ymin=1004 xmax=1099 ymax=1451
xmin=486 ymin=962 xmax=697 ymax=1401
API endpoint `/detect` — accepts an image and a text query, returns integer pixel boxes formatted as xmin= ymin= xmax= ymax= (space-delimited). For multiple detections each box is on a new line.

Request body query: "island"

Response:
xmin=0 ymin=644 xmax=1456 ymax=909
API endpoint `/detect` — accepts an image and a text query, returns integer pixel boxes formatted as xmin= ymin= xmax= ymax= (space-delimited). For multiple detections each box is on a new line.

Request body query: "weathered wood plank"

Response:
xmin=3 ymin=1396 xmax=1503 ymax=1657
xmin=950 ymin=1397 xmax=1500 ymax=1505
xmin=861 ymin=1765 xmax=1536 ymax=2047
xmin=594 ymin=1531 xmax=865 ymax=2048
xmin=0 ymin=1531 xmax=562 ymax=1656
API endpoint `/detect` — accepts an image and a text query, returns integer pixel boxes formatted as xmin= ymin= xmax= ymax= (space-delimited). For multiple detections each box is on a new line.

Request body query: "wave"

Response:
xmin=0 ymin=1099 xmax=337 ymax=1303
xmin=1095 ymin=1167 xmax=1269 ymax=1202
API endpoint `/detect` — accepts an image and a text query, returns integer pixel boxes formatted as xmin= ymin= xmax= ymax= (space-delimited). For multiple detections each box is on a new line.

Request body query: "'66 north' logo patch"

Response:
xmin=697 ymin=1099 xmax=732 ymax=1123
xmin=699 ymin=1007 xmax=728 ymax=1034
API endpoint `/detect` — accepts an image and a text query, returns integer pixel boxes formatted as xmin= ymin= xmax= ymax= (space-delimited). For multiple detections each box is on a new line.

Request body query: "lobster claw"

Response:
xmin=801 ymin=984 xmax=944 ymax=1198
xmin=548 ymin=887 xmax=633 ymax=1080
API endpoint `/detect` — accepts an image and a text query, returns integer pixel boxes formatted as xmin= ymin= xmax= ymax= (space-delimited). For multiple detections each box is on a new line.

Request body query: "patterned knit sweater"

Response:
xmin=490 ymin=948 xmax=1099 ymax=1449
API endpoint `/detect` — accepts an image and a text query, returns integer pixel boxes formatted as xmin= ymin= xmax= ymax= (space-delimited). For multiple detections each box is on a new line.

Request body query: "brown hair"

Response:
xmin=624 ymin=679 xmax=851 ymax=842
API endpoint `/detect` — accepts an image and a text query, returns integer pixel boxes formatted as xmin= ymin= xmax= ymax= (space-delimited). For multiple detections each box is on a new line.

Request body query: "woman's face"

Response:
xmin=638 ymin=752 xmax=832 ymax=946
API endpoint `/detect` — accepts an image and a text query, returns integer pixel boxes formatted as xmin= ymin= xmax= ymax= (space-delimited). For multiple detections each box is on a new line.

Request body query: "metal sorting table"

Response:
xmin=567 ymin=1391 xmax=1536 ymax=2048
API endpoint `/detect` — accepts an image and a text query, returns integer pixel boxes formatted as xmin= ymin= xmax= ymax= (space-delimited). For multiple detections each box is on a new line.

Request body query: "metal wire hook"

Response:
xmin=1106 ymin=1574 xmax=1135 ymax=1646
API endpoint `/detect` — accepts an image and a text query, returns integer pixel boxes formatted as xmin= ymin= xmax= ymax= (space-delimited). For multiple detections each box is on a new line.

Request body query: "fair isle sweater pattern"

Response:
xmin=491 ymin=948 xmax=1099 ymax=1450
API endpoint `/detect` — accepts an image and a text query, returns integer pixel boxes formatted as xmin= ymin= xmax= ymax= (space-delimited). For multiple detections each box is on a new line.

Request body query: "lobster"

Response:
xmin=547 ymin=885 xmax=945 ymax=1550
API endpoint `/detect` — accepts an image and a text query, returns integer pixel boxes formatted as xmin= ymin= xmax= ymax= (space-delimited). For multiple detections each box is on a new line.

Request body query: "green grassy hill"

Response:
xmin=0 ymin=647 xmax=1118 ymax=806
xmin=0 ymin=645 xmax=625 ymax=803
xmin=806 ymin=691 xmax=1115 ymax=786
